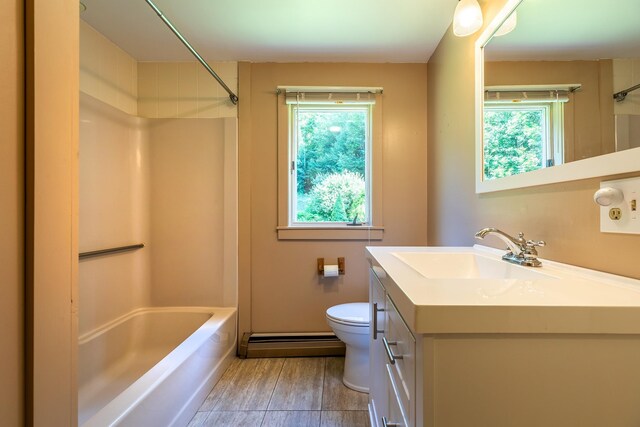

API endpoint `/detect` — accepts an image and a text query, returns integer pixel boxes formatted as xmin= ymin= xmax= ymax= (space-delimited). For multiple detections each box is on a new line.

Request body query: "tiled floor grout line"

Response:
xmin=319 ymin=357 xmax=327 ymax=426
xmin=259 ymin=358 xmax=287 ymax=426
xmin=208 ymin=358 xmax=239 ymax=413
xmin=321 ymin=356 xmax=327 ymax=412
xmin=190 ymin=357 xmax=370 ymax=426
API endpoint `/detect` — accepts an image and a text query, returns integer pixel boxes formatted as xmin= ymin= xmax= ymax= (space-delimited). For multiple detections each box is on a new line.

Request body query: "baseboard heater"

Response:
xmin=238 ymin=332 xmax=345 ymax=358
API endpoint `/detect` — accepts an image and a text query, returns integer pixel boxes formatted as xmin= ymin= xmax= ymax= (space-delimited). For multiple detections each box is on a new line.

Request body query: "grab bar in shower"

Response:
xmin=79 ymin=243 xmax=145 ymax=260
xmin=144 ymin=0 xmax=239 ymax=105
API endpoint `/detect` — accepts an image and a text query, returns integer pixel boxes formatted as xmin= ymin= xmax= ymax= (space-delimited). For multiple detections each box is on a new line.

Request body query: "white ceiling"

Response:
xmin=80 ymin=0 xmax=459 ymax=63
xmin=485 ymin=0 xmax=640 ymax=61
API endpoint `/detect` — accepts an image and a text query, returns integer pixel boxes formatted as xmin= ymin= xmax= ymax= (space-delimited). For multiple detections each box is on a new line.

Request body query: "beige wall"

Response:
xmin=239 ymin=63 xmax=428 ymax=333
xmin=427 ymin=0 xmax=640 ymax=280
xmin=79 ymin=93 xmax=151 ymax=334
xmin=80 ymin=21 xmax=138 ymax=115
xmin=0 ymin=1 xmax=23 ymax=425
xmin=486 ymin=60 xmax=615 ymax=161
xmin=26 ymin=0 xmax=79 ymax=425
xmin=138 ymin=61 xmax=237 ymax=119
xmin=148 ymin=118 xmax=228 ymax=306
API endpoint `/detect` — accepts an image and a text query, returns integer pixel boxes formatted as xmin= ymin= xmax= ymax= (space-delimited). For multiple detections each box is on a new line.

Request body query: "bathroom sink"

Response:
xmin=392 ymin=251 xmax=557 ymax=281
xmin=367 ymin=245 xmax=640 ymax=334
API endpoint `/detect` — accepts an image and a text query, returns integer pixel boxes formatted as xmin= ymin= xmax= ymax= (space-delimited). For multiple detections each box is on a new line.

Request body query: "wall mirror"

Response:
xmin=475 ymin=0 xmax=640 ymax=193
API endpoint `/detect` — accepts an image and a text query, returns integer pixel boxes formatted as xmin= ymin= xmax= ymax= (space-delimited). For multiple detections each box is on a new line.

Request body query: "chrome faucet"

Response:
xmin=475 ymin=228 xmax=546 ymax=267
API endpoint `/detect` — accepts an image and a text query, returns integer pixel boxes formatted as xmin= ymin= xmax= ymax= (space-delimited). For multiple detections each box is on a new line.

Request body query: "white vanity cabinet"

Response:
xmin=369 ymin=268 xmax=417 ymax=427
xmin=368 ymin=246 xmax=640 ymax=427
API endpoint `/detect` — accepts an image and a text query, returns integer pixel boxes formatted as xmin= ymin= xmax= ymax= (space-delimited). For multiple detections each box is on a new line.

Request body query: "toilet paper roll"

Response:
xmin=323 ymin=264 xmax=339 ymax=277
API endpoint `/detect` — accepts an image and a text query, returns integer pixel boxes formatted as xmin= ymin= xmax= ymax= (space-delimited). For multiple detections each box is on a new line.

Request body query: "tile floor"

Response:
xmin=188 ymin=357 xmax=371 ymax=427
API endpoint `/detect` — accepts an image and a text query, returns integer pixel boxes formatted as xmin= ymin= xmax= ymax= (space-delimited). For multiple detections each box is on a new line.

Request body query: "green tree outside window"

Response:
xmin=294 ymin=108 xmax=368 ymax=222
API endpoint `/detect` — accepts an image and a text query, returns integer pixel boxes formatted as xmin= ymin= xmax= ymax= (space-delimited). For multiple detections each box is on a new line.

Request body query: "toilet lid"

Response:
xmin=326 ymin=303 xmax=369 ymax=326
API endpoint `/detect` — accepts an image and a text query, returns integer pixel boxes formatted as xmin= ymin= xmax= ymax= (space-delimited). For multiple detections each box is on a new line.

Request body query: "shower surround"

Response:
xmin=78 ymin=91 xmax=237 ymax=425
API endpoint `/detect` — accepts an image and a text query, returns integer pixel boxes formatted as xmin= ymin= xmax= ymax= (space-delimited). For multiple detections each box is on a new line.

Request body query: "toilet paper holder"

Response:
xmin=317 ymin=257 xmax=345 ymax=276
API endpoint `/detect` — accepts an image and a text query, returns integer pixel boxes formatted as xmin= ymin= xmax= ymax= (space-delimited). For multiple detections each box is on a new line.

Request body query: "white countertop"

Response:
xmin=366 ymin=245 xmax=640 ymax=334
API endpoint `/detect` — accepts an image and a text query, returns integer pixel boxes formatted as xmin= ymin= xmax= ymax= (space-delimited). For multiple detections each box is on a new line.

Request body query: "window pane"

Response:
xmin=294 ymin=108 xmax=368 ymax=223
xmin=483 ymin=108 xmax=546 ymax=180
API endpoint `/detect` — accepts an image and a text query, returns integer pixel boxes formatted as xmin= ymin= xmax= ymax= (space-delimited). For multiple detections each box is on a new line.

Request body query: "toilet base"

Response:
xmin=341 ymin=346 xmax=369 ymax=393
xmin=342 ymin=378 xmax=369 ymax=393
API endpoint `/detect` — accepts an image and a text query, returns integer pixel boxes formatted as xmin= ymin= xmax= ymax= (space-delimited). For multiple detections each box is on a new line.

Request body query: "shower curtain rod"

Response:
xmin=144 ymin=0 xmax=239 ymax=105
xmin=613 ymin=83 xmax=640 ymax=102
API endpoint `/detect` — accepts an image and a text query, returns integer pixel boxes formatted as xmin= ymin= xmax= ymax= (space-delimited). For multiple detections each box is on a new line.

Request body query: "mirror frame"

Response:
xmin=475 ymin=0 xmax=640 ymax=193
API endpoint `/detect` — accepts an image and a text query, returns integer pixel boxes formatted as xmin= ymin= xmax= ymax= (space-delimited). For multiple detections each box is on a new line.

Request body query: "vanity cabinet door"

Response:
xmin=369 ymin=269 xmax=388 ymax=427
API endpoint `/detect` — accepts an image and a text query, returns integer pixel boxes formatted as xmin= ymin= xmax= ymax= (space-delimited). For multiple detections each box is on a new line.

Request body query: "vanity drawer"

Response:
xmin=384 ymin=364 xmax=409 ymax=427
xmin=384 ymin=295 xmax=415 ymax=423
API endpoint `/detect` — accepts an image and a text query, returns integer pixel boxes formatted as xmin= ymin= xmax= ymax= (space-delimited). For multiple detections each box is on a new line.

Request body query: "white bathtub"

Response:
xmin=78 ymin=307 xmax=237 ymax=426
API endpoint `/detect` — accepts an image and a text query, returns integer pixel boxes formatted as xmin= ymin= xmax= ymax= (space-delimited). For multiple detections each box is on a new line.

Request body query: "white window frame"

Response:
xmin=276 ymin=87 xmax=384 ymax=240
xmin=483 ymin=101 xmax=565 ymax=180
xmin=289 ymin=103 xmax=372 ymax=226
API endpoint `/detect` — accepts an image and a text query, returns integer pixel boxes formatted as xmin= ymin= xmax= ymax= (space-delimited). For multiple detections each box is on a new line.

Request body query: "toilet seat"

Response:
xmin=326 ymin=303 xmax=369 ymax=327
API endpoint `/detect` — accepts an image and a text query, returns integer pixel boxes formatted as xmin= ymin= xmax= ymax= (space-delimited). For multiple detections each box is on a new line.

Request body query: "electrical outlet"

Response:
xmin=609 ymin=208 xmax=622 ymax=220
xmin=599 ymin=177 xmax=640 ymax=234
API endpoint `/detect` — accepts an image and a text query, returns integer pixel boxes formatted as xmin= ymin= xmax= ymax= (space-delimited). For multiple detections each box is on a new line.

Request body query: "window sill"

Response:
xmin=277 ymin=226 xmax=384 ymax=241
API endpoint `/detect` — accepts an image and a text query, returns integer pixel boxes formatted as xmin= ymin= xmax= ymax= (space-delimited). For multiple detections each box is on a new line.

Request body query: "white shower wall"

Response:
xmin=613 ymin=58 xmax=640 ymax=116
xmin=79 ymin=93 xmax=151 ymax=335
xmin=613 ymin=59 xmax=640 ymax=151
xmin=148 ymin=118 xmax=225 ymax=307
xmin=79 ymin=93 xmax=237 ymax=334
xmin=79 ymin=20 xmax=238 ymax=335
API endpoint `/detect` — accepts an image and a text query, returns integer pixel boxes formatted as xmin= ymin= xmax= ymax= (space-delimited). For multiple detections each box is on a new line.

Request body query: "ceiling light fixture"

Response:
xmin=453 ymin=0 xmax=483 ymax=37
xmin=494 ymin=11 xmax=517 ymax=37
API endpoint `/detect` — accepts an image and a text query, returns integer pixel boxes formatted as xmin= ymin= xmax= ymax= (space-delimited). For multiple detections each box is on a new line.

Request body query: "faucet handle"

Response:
xmin=523 ymin=239 xmax=545 ymax=259
xmin=526 ymin=240 xmax=546 ymax=248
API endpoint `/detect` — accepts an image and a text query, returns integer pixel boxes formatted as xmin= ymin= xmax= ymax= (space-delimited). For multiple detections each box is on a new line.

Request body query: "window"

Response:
xmin=290 ymin=104 xmax=371 ymax=224
xmin=483 ymin=87 xmax=569 ymax=180
xmin=276 ymin=87 xmax=384 ymax=240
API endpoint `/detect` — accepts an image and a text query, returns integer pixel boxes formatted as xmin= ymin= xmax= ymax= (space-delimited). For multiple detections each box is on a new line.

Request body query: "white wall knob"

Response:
xmin=593 ymin=187 xmax=624 ymax=206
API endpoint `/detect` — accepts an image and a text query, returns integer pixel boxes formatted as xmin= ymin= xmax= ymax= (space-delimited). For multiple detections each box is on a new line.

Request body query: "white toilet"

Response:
xmin=326 ymin=302 xmax=370 ymax=392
